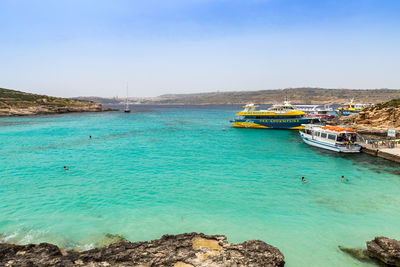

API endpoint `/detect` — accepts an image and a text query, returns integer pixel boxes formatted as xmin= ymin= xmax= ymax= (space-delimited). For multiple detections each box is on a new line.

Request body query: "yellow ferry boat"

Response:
xmin=232 ymin=102 xmax=318 ymax=129
xmin=336 ymin=99 xmax=372 ymax=116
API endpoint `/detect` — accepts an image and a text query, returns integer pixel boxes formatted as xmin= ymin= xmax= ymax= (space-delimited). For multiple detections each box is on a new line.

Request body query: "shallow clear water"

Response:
xmin=1 ymin=105 xmax=399 ymax=266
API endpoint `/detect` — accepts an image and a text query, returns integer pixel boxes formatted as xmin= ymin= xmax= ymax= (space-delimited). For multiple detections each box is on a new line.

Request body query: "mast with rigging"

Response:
xmin=124 ymin=83 xmax=130 ymax=113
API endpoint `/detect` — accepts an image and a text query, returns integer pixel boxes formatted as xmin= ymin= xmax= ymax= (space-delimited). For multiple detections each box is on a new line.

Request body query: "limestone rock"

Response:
xmin=367 ymin=236 xmax=400 ymax=266
xmin=0 ymin=87 xmax=113 ymax=117
xmin=334 ymin=101 xmax=400 ymax=137
xmin=338 ymin=246 xmax=374 ymax=263
xmin=0 ymin=232 xmax=285 ymax=267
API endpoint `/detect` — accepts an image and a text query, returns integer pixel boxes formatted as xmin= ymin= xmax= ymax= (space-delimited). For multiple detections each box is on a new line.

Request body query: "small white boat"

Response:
xmin=124 ymin=83 xmax=131 ymax=113
xmin=299 ymin=124 xmax=361 ymax=153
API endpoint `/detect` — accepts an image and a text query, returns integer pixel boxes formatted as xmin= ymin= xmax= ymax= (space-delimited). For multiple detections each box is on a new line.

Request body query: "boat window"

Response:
xmin=315 ymin=132 xmax=320 ymax=137
xmin=321 ymin=133 xmax=327 ymax=138
xmin=328 ymin=134 xmax=336 ymax=140
xmin=245 ymin=115 xmax=299 ymax=119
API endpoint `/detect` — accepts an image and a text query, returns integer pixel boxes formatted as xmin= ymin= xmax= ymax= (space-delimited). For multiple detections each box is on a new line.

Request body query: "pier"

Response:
xmin=360 ymin=142 xmax=400 ymax=163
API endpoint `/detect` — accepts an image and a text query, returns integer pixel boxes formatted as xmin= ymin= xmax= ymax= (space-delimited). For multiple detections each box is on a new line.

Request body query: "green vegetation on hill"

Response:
xmin=0 ymin=88 xmax=96 ymax=108
xmin=0 ymin=87 xmax=104 ymax=116
xmin=370 ymin=98 xmax=400 ymax=111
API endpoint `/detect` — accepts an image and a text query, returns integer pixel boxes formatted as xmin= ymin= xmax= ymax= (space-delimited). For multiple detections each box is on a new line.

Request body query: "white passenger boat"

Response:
xmin=296 ymin=104 xmax=335 ymax=121
xmin=299 ymin=124 xmax=361 ymax=153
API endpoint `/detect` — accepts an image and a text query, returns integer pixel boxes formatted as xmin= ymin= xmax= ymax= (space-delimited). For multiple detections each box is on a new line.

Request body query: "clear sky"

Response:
xmin=1 ymin=0 xmax=399 ymax=97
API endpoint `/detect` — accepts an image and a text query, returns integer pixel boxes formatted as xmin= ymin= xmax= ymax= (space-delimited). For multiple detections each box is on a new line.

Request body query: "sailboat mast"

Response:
xmin=125 ymin=83 xmax=129 ymax=109
xmin=124 ymin=82 xmax=131 ymax=112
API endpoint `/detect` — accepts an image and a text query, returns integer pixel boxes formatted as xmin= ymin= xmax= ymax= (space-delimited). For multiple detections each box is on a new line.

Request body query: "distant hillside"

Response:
xmin=80 ymin=88 xmax=400 ymax=105
xmin=150 ymin=88 xmax=400 ymax=104
xmin=0 ymin=88 xmax=109 ymax=116
xmin=75 ymin=96 xmax=122 ymax=105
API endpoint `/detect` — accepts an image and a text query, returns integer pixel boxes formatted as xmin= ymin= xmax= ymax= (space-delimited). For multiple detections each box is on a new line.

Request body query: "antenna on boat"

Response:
xmin=284 ymin=93 xmax=290 ymax=105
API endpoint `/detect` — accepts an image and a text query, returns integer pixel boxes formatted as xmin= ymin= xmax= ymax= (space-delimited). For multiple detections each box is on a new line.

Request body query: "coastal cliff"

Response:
xmin=0 ymin=233 xmax=285 ymax=267
xmin=334 ymin=99 xmax=400 ymax=136
xmin=0 ymin=88 xmax=110 ymax=116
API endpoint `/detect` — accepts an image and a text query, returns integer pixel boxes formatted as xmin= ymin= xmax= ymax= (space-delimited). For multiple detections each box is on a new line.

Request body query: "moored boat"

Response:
xmin=296 ymin=104 xmax=335 ymax=121
xmin=299 ymin=124 xmax=361 ymax=153
xmin=336 ymin=99 xmax=372 ymax=116
xmin=124 ymin=83 xmax=131 ymax=113
xmin=305 ymin=110 xmax=335 ymax=121
xmin=232 ymin=101 xmax=318 ymax=129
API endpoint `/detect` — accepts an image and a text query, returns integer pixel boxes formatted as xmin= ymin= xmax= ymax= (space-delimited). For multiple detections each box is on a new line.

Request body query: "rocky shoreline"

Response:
xmin=340 ymin=236 xmax=400 ymax=266
xmin=0 ymin=104 xmax=115 ymax=117
xmin=0 ymin=233 xmax=285 ymax=267
xmin=2 ymin=233 xmax=400 ymax=266
xmin=0 ymin=87 xmax=116 ymax=117
xmin=331 ymin=99 xmax=400 ymax=138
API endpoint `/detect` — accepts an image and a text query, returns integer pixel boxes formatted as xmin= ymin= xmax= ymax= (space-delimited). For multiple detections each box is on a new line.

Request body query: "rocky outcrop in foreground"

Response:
xmin=340 ymin=236 xmax=400 ymax=266
xmin=0 ymin=88 xmax=112 ymax=116
xmin=367 ymin=237 xmax=400 ymax=266
xmin=0 ymin=233 xmax=285 ymax=267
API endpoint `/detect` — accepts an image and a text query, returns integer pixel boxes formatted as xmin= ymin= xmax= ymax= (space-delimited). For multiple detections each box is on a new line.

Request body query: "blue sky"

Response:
xmin=0 ymin=0 xmax=399 ymax=97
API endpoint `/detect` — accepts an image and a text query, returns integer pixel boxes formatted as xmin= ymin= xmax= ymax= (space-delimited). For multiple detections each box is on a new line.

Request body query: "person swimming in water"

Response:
xmin=89 ymin=135 xmax=92 ymax=139
xmin=63 ymin=166 xmax=69 ymax=171
xmin=301 ymin=177 xmax=307 ymax=183
xmin=341 ymin=175 xmax=349 ymax=182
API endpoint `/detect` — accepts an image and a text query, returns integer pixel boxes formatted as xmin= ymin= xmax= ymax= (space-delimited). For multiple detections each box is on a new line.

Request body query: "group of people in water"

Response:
xmin=301 ymin=176 xmax=349 ymax=183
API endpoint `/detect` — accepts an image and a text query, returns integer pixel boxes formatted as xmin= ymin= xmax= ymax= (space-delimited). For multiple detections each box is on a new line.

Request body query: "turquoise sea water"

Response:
xmin=1 ymin=105 xmax=399 ymax=266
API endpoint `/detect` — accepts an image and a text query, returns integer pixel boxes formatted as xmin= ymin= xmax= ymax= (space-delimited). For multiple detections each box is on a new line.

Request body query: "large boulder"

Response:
xmin=0 ymin=232 xmax=285 ymax=267
xmin=367 ymin=236 xmax=400 ymax=266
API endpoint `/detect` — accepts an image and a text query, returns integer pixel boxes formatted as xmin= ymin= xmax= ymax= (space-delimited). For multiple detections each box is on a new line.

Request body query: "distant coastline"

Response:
xmin=77 ymin=87 xmax=400 ymax=105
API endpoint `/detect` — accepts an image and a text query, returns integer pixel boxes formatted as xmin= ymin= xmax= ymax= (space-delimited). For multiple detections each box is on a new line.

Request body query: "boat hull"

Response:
xmin=299 ymin=132 xmax=361 ymax=153
xmin=233 ymin=118 xmax=316 ymax=130
xmin=305 ymin=114 xmax=335 ymax=121
xmin=336 ymin=110 xmax=361 ymax=116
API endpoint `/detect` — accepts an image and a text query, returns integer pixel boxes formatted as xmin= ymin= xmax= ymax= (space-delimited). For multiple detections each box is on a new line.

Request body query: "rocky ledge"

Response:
xmin=340 ymin=236 xmax=400 ymax=266
xmin=0 ymin=233 xmax=285 ymax=267
xmin=0 ymin=87 xmax=114 ymax=117
xmin=332 ymin=98 xmax=400 ymax=138
xmin=367 ymin=237 xmax=400 ymax=266
xmin=0 ymin=103 xmax=113 ymax=116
